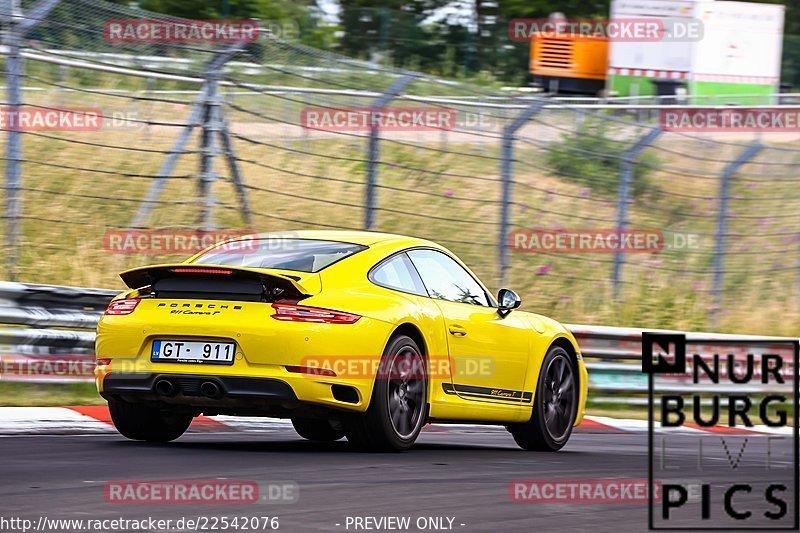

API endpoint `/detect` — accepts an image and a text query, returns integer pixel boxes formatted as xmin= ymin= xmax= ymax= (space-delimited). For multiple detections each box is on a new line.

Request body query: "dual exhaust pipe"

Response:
xmin=154 ymin=379 xmax=222 ymax=399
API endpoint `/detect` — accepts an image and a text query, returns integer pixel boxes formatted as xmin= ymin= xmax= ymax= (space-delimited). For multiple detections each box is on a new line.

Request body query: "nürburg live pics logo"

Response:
xmin=643 ymin=332 xmax=799 ymax=530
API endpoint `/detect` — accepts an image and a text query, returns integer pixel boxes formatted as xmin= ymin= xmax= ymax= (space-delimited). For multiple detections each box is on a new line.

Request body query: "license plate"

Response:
xmin=151 ymin=340 xmax=236 ymax=365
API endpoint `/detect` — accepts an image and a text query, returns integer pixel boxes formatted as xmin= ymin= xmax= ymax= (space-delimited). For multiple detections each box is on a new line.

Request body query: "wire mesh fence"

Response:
xmin=2 ymin=0 xmax=800 ymax=334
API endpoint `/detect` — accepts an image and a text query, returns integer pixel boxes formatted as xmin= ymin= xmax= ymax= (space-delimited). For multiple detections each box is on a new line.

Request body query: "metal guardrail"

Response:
xmin=0 ymin=282 xmax=115 ymax=382
xmin=571 ymin=325 xmax=796 ymax=401
xmin=0 ymin=283 xmax=795 ymax=396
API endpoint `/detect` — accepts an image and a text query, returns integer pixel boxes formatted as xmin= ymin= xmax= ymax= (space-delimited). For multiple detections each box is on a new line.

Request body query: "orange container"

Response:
xmin=529 ymin=33 xmax=609 ymax=94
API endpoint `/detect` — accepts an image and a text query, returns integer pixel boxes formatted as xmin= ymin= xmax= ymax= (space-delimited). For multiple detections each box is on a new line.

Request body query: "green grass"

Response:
xmin=1 ymin=75 xmax=799 ymax=340
xmin=0 ymin=382 xmax=104 ymax=407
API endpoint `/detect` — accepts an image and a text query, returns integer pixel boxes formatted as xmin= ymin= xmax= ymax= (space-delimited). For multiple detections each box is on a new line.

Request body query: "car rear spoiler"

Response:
xmin=119 ymin=263 xmax=310 ymax=301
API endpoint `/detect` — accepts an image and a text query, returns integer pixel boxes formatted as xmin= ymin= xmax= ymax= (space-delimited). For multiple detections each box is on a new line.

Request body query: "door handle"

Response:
xmin=448 ymin=325 xmax=467 ymax=337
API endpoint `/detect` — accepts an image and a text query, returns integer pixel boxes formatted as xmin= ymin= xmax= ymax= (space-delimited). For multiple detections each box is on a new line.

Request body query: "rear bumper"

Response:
xmin=98 ymin=369 xmax=370 ymax=417
xmin=100 ymin=373 xmax=307 ymax=416
xmin=103 ymin=373 xmax=296 ymax=400
xmin=95 ymin=298 xmax=394 ymax=414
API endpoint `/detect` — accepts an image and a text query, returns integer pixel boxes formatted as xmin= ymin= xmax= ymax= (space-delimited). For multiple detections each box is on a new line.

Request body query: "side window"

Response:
xmin=407 ymin=249 xmax=489 ymax=306
xmin=370 ymin=253 xmax=427 ymax=296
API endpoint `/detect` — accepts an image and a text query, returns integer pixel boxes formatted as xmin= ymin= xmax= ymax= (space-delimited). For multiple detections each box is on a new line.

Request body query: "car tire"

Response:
xmin=509 ymin=346 xmax=578 ymax=451
xmin=343 ymin=334 xmax=428 ymax=452
xmin=108 ymin=399 xmax=192 ymax=442
xmin=291 ymin=417 xmax=345 ymax=441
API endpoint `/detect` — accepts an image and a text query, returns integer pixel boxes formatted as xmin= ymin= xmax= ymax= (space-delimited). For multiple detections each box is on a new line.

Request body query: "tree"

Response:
xmin=139 ymin=0 xmax=310 ymax=22
xmin=337 ymin=0 xmax=453 ymax=66
xmin=495 ymin=0 xmax=609 ymax=20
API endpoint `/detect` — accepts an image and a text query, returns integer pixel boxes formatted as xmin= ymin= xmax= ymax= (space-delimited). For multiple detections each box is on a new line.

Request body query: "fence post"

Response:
xmin=4 ymin=0 xmax=23 ymax=281
xmin=143 ymin=76 xmax=154 ymax=142
xmin=363 ymin=74 xmax=416 ymax=231
xmin=132 ymin=44 xmax=247 ymax=229
xmin=2 ymin=0 xmax=60 ymax=281
xmin=198 ymin=66 xmax=221 ymax=231
xmin=711 ymin=142 xmax=762 ymax=325
xmin=55 ymin=63 xmax=67 ymax=104
xmin=219 ymin=113 xmax=251 ymax=226
xmin=498 ymin=99 xmax=545 ymax=288
xmin=611 ymin=127 xmax=662 ymax=300
xmin=130 ymin=88 xmax=207 ymax=228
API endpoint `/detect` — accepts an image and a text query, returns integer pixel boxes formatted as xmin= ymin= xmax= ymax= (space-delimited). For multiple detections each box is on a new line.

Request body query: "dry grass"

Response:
xmin=1 ymin=86 xmax=799 ymax=338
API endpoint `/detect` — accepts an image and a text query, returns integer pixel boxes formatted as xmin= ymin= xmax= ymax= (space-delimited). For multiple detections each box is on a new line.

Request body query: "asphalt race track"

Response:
xmin=0 ymin=427 xmax=795 ymax=533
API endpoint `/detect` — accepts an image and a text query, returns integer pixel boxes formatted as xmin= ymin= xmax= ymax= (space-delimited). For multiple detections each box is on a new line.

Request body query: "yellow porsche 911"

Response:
xmin=96 ymin=230 xmax=587 ymax=451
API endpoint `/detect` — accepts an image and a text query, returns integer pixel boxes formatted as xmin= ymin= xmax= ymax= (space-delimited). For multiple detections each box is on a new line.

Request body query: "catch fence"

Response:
xmin=1 ymin=0 xmax=799 ymax=332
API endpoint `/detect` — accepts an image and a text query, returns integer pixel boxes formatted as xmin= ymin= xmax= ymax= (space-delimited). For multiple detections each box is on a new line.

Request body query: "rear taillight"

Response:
xmin=105 ymin=298 xmax=140 ymax=315
xmin=95 ymin=358 xmax=112 ymax=366
xmin=170 ymin=267 xmax=233 ymax=275
xmin=271 ymin=303 xmax=360 ymax=324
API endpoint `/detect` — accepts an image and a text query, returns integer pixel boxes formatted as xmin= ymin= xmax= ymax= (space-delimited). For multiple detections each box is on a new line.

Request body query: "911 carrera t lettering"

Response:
xmin=442 ymin=383 xmax=533 ymax=403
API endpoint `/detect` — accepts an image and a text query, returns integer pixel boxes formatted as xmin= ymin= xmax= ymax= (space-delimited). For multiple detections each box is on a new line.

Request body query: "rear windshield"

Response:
xmin=192 ymin=238 xmax=366 ymax=273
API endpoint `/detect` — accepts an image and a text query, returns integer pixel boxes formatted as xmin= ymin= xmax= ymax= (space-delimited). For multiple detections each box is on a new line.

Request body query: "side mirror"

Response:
xmin=497 ymin=288 xmax=521 ymax=317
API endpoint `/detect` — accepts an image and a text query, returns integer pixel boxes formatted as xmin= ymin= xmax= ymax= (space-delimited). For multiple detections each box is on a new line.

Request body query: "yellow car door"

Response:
xmin=406 ymin=249 xmax=531 ymax=404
